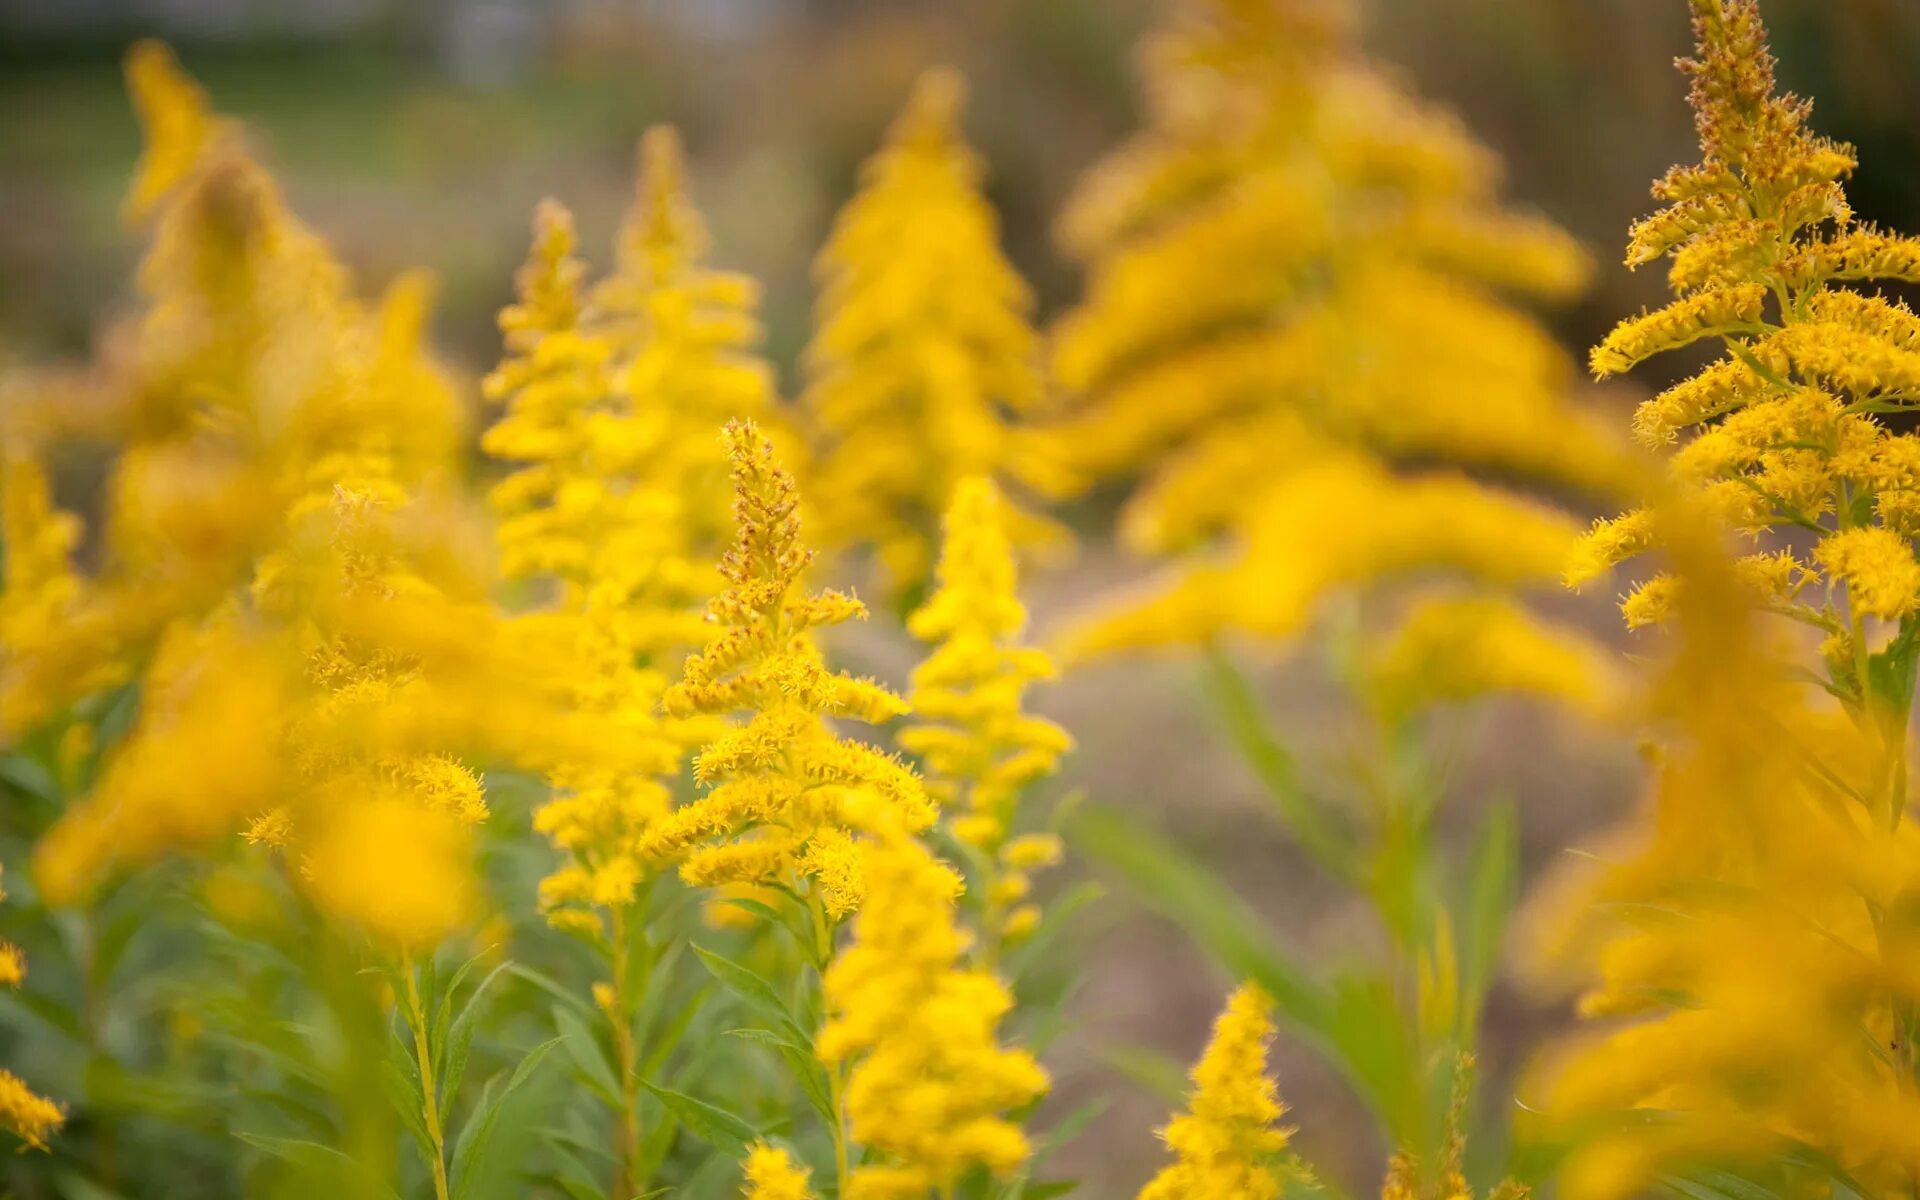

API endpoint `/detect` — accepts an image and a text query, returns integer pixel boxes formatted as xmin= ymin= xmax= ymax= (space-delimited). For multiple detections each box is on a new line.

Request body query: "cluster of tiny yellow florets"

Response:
xmin=642 ymin=421 xmax=932 ymax=918
xmin=1138 ymin=983 xmax=1298 ymax=1200
xmin=1571 ymin=0 xmax=1920 ymax=651
xmin=816 ymin=821 xmax=1049 ymax=1198
xmin=803 ymin=68 xmax=1064 ymax=592
xmin=901 ymin=477 xmax=1071 ymax=947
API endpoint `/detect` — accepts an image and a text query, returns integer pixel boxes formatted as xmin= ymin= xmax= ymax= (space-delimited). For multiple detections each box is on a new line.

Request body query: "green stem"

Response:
xmin=608 ymin=905 xmax=643 ymax=1200
xmin=1201 ymin=644 xmax=1354 ymax=882
xmin=402 ymin=954 xmax=453 ymax=1200
xmin=805 ymin=889 xmax=851 ymax=1196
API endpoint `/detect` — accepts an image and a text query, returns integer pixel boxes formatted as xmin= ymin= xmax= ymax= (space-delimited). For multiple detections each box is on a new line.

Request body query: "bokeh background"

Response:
xmin=5 ymin=0 xmax=1920 ymax=1192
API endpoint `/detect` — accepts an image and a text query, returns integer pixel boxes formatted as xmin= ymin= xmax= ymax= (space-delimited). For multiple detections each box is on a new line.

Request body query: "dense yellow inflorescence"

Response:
xmin=1044 ymin=0 xmax=1604 ymax=655
xmin=741 ymin=1142 xmax=818 ymax=1200
xmin=1138 ymin=983 xmax=1298 ymax=1200
xmin=12 ymin=43 xmax=614 ymax=956
xmin=484 ymin=128 xmax=786 ymax=933
xmin=802 ymin=68 xmax=1064 ymax=592
xmin=1570 ymin=0 xmax=1920 ymax=643
xmin=901 ymin=477 xmax=1071 ymax=948
xmin=642 ymin=421 xmax=932 ymax=918
xmin=1529 ymin=4 xmax=1920 ymax=1196
xmin=815 ymin=816 xmax=1049 ymax=1198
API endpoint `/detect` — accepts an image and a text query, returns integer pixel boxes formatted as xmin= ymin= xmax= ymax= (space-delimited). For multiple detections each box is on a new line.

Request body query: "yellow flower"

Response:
xmin=1063 ymin=457 xmax=1581 ymax=659
xmin=741 ymin=1142 xmax=817 ymax=1200
xmin=1042 ymin=0 xmax=1599 ymax=658
xmin=900 ymin=478 xmax=1071 ymax=950
xmin=1814 ymin=526 xmax=1920 ymax=621
xmin=816 ymin=824 xmax=1048 ymax=1197
xmin=1138 ymin=983 xmax=1296 ymax=1200
xmin=300 ymin=799 xmax=480 ymax=952
xmin=0 ymin=1069 xmax=63 ymax=1152
xmin=802 ymin=68 xmax=1065 ymax=591
xmin=1578 ymin=0 xmax=1920 ymax=643
xmin=1364 ymin=593 xmax=1625 ymax=721
xmin=645 ymin=421 xmax=932 ymax=918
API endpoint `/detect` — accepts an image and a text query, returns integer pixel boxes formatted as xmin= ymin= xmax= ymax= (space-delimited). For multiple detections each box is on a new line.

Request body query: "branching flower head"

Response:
xmin=1139 ymin=982 xmax=1302 ymax=1200
xmin=1575 ymin=0 xmax=1920 ymax=644
xmin=802 ymin=67 xmax=1066 ymax=592
xmin=644 ymin=421 xmax=931 ymax=918
xmin=815 ymin=815 xmax=1048 ymax=1197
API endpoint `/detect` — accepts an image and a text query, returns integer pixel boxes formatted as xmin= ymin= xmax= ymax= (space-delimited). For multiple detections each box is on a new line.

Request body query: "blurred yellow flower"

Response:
xmin=803 ymin=68 xmax=1065 ymax=591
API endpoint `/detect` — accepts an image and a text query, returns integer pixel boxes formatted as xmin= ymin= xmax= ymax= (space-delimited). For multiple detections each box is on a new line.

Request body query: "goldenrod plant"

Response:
xmin=1524 ymin=2 xmax=1920 ymax=1196
xmin=10 ymin=6 xmax=1920 ymax=1200
xmin=1050 ymin=0 xmax=1624 ymax=1193
xmin=802 ymin=69 xmax=1065 ymax=595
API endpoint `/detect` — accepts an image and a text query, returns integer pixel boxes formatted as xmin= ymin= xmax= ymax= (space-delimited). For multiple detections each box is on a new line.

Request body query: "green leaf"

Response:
xmin=441 ymin=960 xmax=514 ymax=1105
xmin=1459 ymin=799 xmax=1519 ymax=1008
xmin=1005 ymin=881 xmax=1104 ymax=985
xmin=1101 ymin=1046 xmax=1189 ymax=1106
xmin=552 ymin=1003 xmax=623 ymax=1106
xmin=692 ymin=943 xmax=810 ymax=1044
xmin=720 ymin=1029 xmax=833 ymax=1124
xmin=507 ymin=962 xmax=597 ymax=1019
xmin=1201 ymin=646 xmax=1354 ymax=878
xmin=640 ymin=1080 xmax=757 ymax=1157
xmin=449 ymin=1036 xmax=561 ymax=1200
xmin=236 ymin=1131 xmax=395 ymax=1198
xmin=1072 ymin=806 xmax=1330 ymax=1027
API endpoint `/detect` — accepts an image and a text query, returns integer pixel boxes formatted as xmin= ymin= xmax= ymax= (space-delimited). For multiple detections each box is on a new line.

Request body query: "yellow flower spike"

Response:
xmin=1365 ymin=593 xmax=1627 ymax=721
xmin=1042 ymin=0 xmax=1599 ymax=654
xmin=0 ymin=1069 xmax=64 ymax=1152
xmin=802 ymin=70 xmax=1066 ymax=592
xmin=902 ymin=478 xmax=1070 ymax=958
xmin=742 ymin=1142 xmax=817 ymax=1200
xmin=1138 ymin=983 xmax=1299 ymax=1200
xmin=1577 ymin=0 xmax=1920 ymax=642
xmin=649 ymin=421 xmax=931 ymax=915
xmin=816 ymin=823 xmax=1048 ymax=1197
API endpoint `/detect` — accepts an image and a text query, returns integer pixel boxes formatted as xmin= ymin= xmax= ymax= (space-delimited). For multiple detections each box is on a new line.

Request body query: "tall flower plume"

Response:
xmin=642 ymin=420 xmax=932 ymax=919
xmin=1043 ymin=0 xmax=1608 ymax=657
xmin=1528 ymin=4 xmax=1920 ymax=1196
xmin=815 ymin=816 xmax=1048 ymax=1197
xmin=901 ymin=477 xmax=1072 ymax=952
xmin=1138 ymin=983 xmax=1301 ymax=1200
xmin=802 ymin=68 xmax=1065 ymax=592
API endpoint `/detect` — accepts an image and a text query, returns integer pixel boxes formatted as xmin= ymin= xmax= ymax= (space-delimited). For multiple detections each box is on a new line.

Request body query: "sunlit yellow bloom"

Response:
xmin=1365 ymin=594 xmax=1625 ymax=720
xmin=0 ymin=1069 xmax=63 ymax=1152
xmin=1138 ymin=983 xmax=1297 ymax=1200
xmin=817 ymin=822 xmax=1048 ymax=1197
xmin=1579 ymin=0 xmax=1920 ymax=642
xmin=1528 ymin=8 xmax=1920 ymax=1196
xmin=741 ymin=1142 xmax=817 ymax=1200
xmin=802 ymin=68 xmax=1064 ymax=591
xmin=646 ymin=421 xmax=931 ymax=918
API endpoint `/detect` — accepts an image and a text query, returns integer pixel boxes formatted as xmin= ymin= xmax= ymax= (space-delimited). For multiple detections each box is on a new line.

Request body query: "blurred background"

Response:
xmin=4 ymin=0 xmax=1920 ymax=1193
